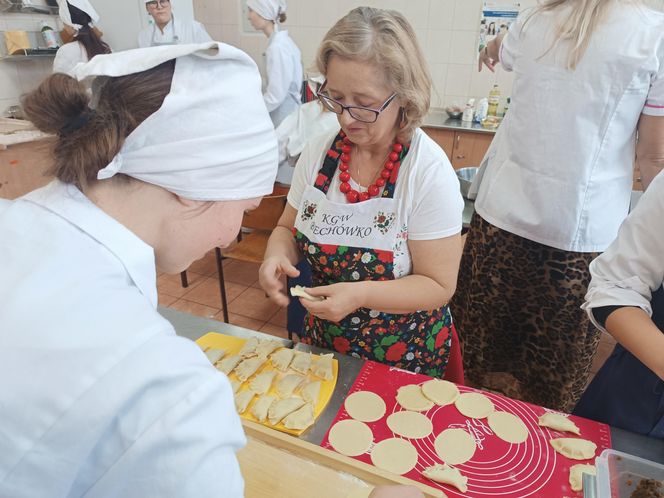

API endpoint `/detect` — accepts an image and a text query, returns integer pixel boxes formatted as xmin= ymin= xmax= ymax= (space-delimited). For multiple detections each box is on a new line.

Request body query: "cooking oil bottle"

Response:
xmin=488 ymin=84 xmax=501 ymax=117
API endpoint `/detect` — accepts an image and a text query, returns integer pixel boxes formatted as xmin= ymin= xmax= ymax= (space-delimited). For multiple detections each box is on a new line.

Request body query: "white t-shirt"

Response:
xmin=53 ymin=41 xmax=88 ymax=76
xmin=583 ymin=171 xmax=664 ymax=333
xmin=472 ymin=3 xmax=664 ymax=252
xmin=0 ymin=181 xmax=245 ymax=497
xmin=288 ymin=128 xmax=463 ymax=276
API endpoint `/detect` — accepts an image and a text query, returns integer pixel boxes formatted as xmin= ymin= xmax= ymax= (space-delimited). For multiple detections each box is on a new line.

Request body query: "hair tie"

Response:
xmin=60 ymin=108 xmax=96 ymax=135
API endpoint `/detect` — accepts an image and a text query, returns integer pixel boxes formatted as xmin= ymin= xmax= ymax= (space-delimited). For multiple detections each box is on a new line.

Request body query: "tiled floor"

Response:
xmin=157 ymin=251 xmax=289 ymax=339
xmin=158 ymin=250 xmax=616 ymax=382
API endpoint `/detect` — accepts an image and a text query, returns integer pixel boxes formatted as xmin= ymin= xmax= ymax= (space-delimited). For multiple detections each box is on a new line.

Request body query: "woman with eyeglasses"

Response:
xmin=259 ymin=7 xmax=465 ymax=381
xmin=53 ymin=0 xmax=111 ymax=76
xmin=247 ymin=0 xmax=303 ymax=130
xmin=138 ymin=0 xmax=211 ymax=48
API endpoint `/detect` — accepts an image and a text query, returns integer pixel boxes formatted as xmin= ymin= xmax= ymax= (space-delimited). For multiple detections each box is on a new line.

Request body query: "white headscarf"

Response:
xmin=73 ymin=42 xmax=278 ymax=201
xmin=246 ymin=0 xmax=287 ymax=23
xmin=57 ymin=0 xmax=100 ymax=30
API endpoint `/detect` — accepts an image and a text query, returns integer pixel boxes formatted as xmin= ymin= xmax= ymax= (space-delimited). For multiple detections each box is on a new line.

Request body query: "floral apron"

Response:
xmin=293 ymin=132 xmax=453 ymax=378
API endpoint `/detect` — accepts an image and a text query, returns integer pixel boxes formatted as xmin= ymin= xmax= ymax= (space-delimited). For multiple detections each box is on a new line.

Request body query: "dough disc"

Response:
xmin=488 ymin=411 xmax=529 ymax=443
xmin=371 ymin=438 xmax=419 ymax=475
xmin=386 ymin=411 xmax=433 ymax=439
xmin=345 ymin=391 xmax=387 ymax=422
xmin=455 ymin=392 xmax=494 ymax=419
xmin=434 ymin=428 xmax=476 ymax=465
xmin=396 ymin=384 xmax=434 ymax=412
xmin=421 ymin=379 xmax=460 ymax=406
xmin=328 ymin=419 xmax=374 ymax=457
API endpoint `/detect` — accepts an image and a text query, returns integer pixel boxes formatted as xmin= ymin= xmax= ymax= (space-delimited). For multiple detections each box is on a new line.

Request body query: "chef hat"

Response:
xmin=73 ymin=42 xmax=278 ymax=201
xmin=57 ymin=0 xmax=100 ymax=29
xmin=246 ymin=0 xmax=287 ymax=23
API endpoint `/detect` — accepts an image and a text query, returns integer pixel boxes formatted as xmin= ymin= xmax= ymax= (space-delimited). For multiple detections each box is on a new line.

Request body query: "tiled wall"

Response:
xmin=0 ymin=12 xmax=61 ymax=114
xmin=193 ymin=0 xmax=534 ymax=110
xmin=194 ymin=0 xmax=664 ymax=110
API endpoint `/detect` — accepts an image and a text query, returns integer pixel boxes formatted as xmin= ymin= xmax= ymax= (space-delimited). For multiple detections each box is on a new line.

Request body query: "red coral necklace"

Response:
xmin=337 ymin=133 xmax=404 ymax=203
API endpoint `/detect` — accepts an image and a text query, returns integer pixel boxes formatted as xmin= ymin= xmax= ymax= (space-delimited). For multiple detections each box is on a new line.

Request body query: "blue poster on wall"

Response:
xmin=479 ymin=1 xmax=521 ymax=54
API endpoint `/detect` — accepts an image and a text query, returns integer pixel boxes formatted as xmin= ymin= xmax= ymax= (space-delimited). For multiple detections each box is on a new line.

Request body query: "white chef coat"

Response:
xmin=471 ymin=3 xmax=664 ymax=252
xmin=53 ymin=41 xmax=88 ymax=76
xmin=137 ymin=17 xmax=212 ymax=48
xmin=288 ymin=128 xmax=463 ymax=278
xmin=582 ymin=171 xmax=664 ymax=332
xmin=263 ymin=29 xmax=302 ymax=127
xmin=0 ymin=181 xmax=245 ymax=497
xmin=274 ymin=101 xmax=338 ymax=184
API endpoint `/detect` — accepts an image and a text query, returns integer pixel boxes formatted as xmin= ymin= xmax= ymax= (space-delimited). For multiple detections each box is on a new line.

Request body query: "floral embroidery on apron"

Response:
xmin=293 ymin=131 xmax=453 ymax=378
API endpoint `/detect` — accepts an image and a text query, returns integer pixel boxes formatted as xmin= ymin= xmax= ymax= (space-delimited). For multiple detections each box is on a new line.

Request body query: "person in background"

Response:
xmin=260 ymin=7 xmax=465 ymax=382
xmin=137 ymin=0 xmax=211 ymax=48
xmin=247 ymin=0 xmax=303 ymax=128
xmin=53 ymin=0 xmax=111 ymax=76
xmin=0 ymin=42 xmax=277 ymax=497
xmin=573 ymin=172 xmax=664 ymax=438
xmin=451 ymin=0 xmax=664 ymax=412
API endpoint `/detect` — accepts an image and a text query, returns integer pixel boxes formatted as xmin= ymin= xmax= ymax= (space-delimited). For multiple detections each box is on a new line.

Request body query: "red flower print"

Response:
xmin=333 ymin=337 xmax=351 ymax=354
xmin=375 ymin=327 xmax=388 ymax=335
xmin=321 ymin=244 xmax=337 ymax=255
xmin=377 ymin=215 xmax=386 ymax=223
xmin=375 ymin=264 xmax=385 ymax=274
xmin=319 ymin=256 xmax=328 ymax=265
xmin=385 ymin=341 xmax=407 ymax=362
xmin=435 ymin=326 xmax=450 ymax=349
xmin=375 ymin=250 xmax=393 ymax=263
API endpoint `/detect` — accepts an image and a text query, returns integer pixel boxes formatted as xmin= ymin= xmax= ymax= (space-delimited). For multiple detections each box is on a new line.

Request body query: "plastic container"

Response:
xmin=40 ymin=21 xmax=58 ymax=48
xmin=488 ymin=84 xmax=501 ymax=116
xmin=596 ymin=449 xmax=664 ymax=497
xmin=461 ymin=98 xmax=475 ymax=122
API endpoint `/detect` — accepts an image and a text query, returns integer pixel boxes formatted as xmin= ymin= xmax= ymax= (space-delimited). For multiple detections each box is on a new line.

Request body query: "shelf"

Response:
xmin=0 ymin=1 xmax=58 ymax=15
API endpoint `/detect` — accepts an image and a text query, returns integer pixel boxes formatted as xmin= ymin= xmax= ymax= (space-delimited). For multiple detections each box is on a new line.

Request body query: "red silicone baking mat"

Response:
xmin=321 ymin=361 xmax=612 ymax=497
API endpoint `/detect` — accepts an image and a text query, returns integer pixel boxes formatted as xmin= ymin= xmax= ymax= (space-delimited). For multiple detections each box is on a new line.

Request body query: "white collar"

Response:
xmin=23 ymin=180 xmax=158 ymax=307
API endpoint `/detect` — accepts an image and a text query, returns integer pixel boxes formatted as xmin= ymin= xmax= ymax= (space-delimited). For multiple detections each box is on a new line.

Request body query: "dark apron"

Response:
xmin=293 ymin=132 xmax=454 ymax=378
xmin=574 ymin=286 xmax=664 ymax=438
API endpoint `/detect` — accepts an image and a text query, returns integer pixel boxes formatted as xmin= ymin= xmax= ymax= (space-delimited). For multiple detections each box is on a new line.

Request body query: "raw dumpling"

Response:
xmin=249 ymin=371 xmax=277 ymax=395
xmin=277 ymin=374 xmax=305 ymax=398
xmin=271 ymin=348 xmax=295 ymax=371
xmin=290 ymin=352 xmax=312 ymax=375
xmin=239 ymin=337 xmax=259 ymax=358
xmin=311 ymin=353 xmax=334 ymax=380
xmin=422 ymin=464 xmax=468 ymax=493
xmin=218 ymin=355 xmax=242 ymax=375
xmin=251 ymin=394 xmax=277 ymax=423
xmin=255 ymin=339 xmax=282 ymax=358
xmin=204 ymin=348 xmax=225 ymax=365
xmin=300 ymin=380 xmax=322 ymax=405
xmin=538 ymin=412 xmax=581 ymax=435
xmin=283 ymin=403 xmax=315 ymax=430
xmin=550 ymin=438 xmax=597 ymax=460
xmin=268 ymin=397 xmax=306 ymax=425
xmin=569 ymin=464 xmax=596 ymax=492
xmin=235 ymin=390 xmax=255 ymax=414
xmin=235 ymin=355 xmax=267 ymax=382
xmin=230 ymin=380 xmax=242 ymax=394
xmin=290 ymin=285 xmax=324 ymax=302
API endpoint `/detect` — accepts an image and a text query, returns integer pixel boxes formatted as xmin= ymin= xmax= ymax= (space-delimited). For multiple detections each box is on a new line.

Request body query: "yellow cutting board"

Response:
xmin=197 ymin=332 xmax=338 ymax=436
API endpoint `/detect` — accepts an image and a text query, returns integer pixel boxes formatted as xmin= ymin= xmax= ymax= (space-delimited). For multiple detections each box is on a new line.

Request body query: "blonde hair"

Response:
xmin=316 ymin=7 xmax=431 ymax=142
xmin=527 ymin=0 xmax=638 ymax=70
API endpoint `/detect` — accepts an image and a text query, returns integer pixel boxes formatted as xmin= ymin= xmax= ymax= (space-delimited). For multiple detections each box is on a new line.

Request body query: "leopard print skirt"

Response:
xmin=450 ymin=213 xmax=601 ymax=412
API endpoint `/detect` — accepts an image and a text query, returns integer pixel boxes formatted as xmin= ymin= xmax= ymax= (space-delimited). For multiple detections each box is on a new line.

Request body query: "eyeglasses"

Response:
xmin=146 ymin=0 xmax=170 ymax=9
xmin=317 ymin=81 xmax=397 ymax=124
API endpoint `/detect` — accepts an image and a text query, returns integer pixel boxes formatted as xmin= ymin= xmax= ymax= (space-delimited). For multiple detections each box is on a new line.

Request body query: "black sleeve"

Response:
xmin=592 ymin=305 xmax=627 ymax=328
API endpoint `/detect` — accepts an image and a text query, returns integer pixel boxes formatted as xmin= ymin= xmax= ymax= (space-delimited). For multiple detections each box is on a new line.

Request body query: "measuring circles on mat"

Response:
xmin=322 ymin=361 xmax=612 ymax=497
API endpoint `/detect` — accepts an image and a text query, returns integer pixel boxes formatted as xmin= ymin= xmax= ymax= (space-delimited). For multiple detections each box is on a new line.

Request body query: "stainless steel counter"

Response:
xmin=160 ymin=307 xmax=664 ymax=466
xmin=423 ymin=110 xmax=499 ymax=134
